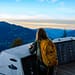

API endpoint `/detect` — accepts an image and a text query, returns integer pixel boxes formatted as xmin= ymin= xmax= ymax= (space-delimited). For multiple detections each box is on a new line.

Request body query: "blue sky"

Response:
xmin=0 ymin=0 xmax=75 ymax=20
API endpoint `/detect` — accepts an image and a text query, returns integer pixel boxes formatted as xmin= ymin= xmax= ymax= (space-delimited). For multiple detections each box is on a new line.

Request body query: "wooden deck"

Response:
xmin=57 ymin=62 xmax=75 ymax=75
xmin=21 ymin=55 xmax=75 ymax=75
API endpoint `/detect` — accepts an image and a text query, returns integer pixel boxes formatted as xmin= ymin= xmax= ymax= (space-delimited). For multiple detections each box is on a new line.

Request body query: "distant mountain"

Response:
xmin=0 ymin=21 xmax=36 ymax=51
xmin=66 ymin=30 xmax=75 ymax=36
xmin=0 ymin=21 xmax=75 ymax=51
xmin=45 ymin=28 xmax=75 ymax=39
xmin=45 ymin=28 xmax=64 ymax=39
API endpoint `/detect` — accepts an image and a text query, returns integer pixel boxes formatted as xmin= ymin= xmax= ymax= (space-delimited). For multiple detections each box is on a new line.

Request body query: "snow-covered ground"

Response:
xmin=0 ymin=37 xmax=75 ymax=75
xmin=0 ymin=43 xmax=32 ymax=75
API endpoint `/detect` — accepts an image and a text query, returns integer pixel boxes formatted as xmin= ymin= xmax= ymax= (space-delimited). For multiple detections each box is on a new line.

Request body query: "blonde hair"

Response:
xmin=35 ymin=28 xmax=48 ymax=41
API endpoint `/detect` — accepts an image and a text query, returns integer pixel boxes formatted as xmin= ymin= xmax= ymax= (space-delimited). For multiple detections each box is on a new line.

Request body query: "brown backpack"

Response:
xmin=40 ymin=39 xmax=58 ymax=67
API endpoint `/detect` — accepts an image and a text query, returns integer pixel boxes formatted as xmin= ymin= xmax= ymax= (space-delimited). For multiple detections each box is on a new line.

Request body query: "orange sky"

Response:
xmin=0 ymin=19 xmax=75 ymax=29
xmin=7 ymin=20 xmax=75 ymax=29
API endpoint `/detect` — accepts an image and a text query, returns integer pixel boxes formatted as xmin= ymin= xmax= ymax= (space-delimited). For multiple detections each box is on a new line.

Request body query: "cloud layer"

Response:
xmin=0 ymin=13 xmax=75 ymax=20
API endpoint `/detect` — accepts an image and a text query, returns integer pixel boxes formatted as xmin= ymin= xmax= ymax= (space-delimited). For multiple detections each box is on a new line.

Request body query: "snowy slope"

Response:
xmin=0 ymin=43 xmax=32 ymax=75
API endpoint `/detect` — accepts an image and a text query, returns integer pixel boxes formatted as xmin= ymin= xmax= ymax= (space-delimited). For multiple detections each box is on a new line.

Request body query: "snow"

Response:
xmin=53 ymin=37 xmax=75 ymax=43
xmin=4 ymin=43 xmax=32 ymax=58
xmin=0 ymin=52 xmax=23 ymax=75
xmin=0 ymin=43 xmax=32 ymax=75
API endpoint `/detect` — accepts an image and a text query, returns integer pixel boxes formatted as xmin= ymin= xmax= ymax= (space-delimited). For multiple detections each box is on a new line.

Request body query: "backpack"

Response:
xmin=40 ymin=39 xmax=58 ymax=67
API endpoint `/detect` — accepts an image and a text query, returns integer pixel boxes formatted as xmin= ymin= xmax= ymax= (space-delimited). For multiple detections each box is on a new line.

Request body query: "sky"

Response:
xmin=0 ymin=0 xmax=75 ymax=20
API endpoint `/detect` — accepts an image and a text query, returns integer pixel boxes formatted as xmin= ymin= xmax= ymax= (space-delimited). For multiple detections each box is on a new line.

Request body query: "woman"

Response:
xmin=29 ymin=28 xmax=58 ymax=75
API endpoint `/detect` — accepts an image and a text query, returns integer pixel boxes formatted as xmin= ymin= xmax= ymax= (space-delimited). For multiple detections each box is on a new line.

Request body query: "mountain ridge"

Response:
xmin=0 ymin=21 xmax=36 ymax=51
xmin=0 ymin=21 xmax=75 ymax=51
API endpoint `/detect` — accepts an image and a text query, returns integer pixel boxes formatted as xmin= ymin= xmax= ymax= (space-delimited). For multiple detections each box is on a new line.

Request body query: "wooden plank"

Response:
xmin=57 ymin=62 xmax=75 ymax=75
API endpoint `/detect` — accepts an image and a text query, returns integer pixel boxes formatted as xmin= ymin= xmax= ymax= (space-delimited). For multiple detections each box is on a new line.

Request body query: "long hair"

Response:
xmin=36 ymin=28 xmax=48 ymax=41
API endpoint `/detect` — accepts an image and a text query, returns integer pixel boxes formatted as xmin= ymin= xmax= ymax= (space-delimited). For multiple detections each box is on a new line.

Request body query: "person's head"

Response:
xmin=36 ymin=28 xmax=48 ymax=41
